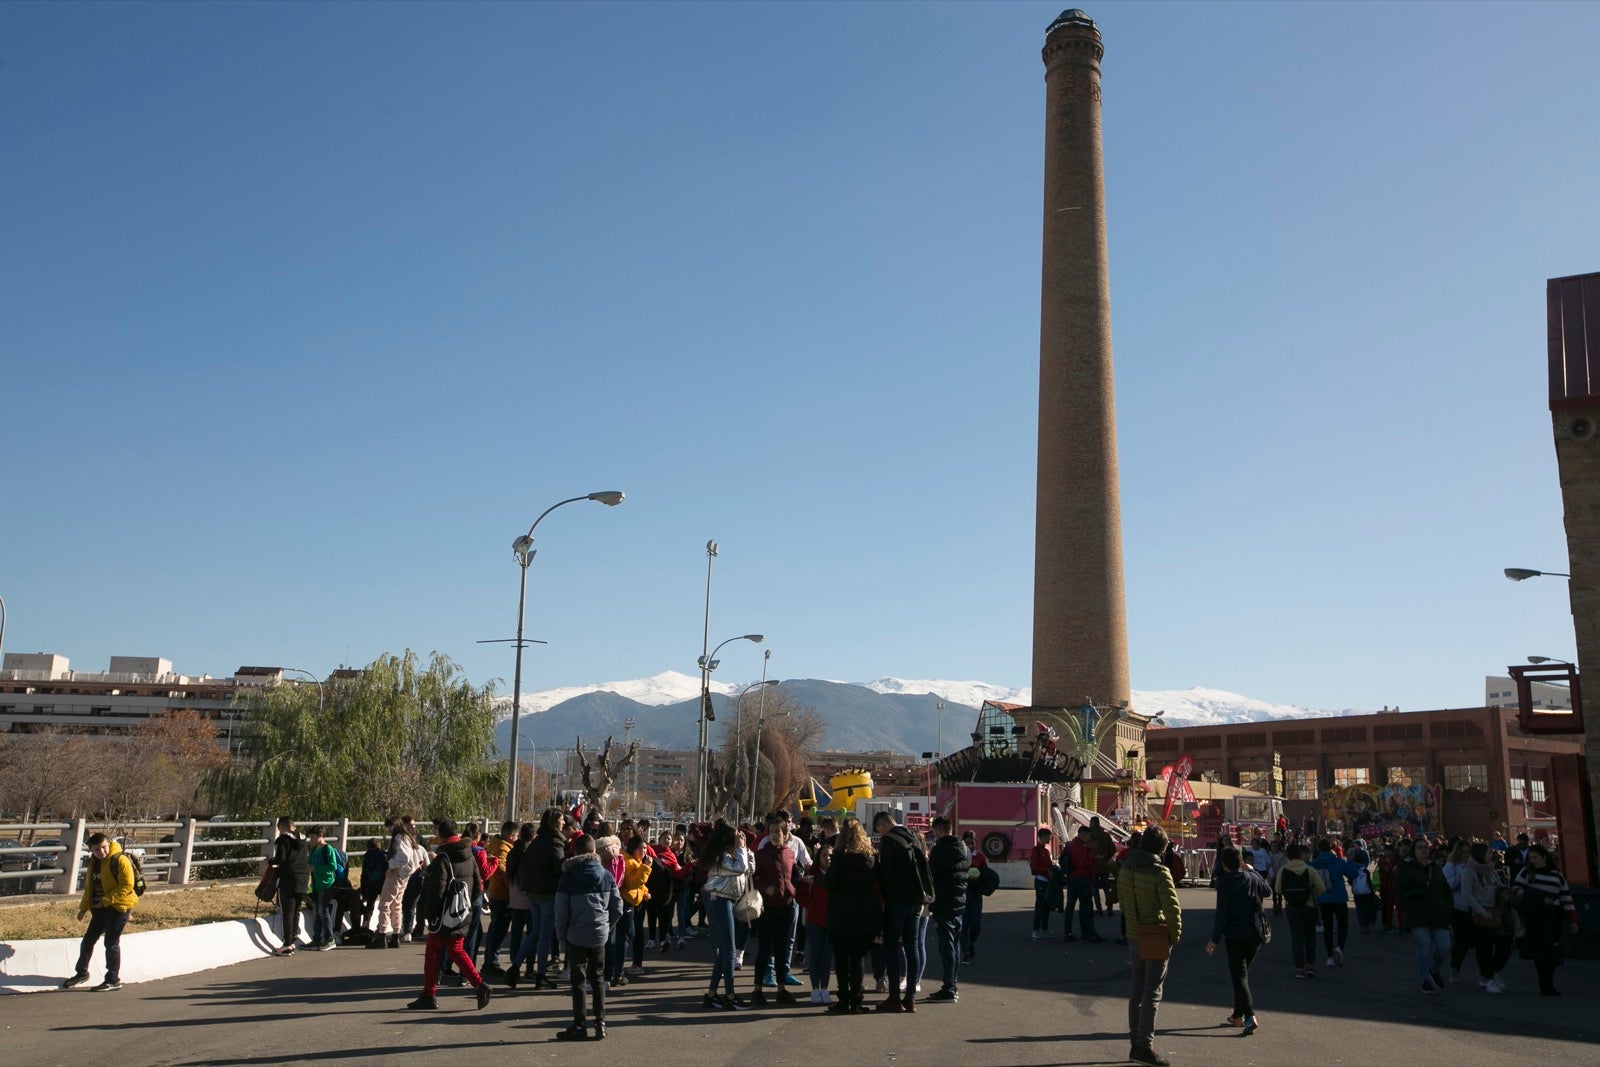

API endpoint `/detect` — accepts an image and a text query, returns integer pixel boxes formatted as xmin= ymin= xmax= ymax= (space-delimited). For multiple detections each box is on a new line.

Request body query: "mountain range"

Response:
xmin=492 ymin=671 xmax=1366 ymax=758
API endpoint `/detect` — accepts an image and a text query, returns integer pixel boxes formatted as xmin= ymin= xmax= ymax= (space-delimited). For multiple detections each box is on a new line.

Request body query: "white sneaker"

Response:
xmin=808 ymin=989 xmax=823 ymax=1004
xmin=915 ymin=984 xmax=922 ymax=993
xmin=1325 ymin=957 xmax=1335 ymax=967
xmin=645 ymin=940 xmax=656 ymax=950
xmin=1486 ymin=978 xmax=1505 ymax=994
xmin=1031 ymin=931 xmax=1048 ymax=942
xmin=401 ymin=934 xmax=412 ymax=944
xmin=676 ymin=938 xmax=686 ymax=950
xmin=735 ymin=951 xmax=744 ymax=968
xmin=1448 ymin=969 xmax=1460 ymax=984
xmin=818 ymin=989 xmax=833 ymax=1005
xmin=1333 ymin=947 xmax=1343 ymax=966
xmin=1477 ymin=977 xmax=1490 ymax=988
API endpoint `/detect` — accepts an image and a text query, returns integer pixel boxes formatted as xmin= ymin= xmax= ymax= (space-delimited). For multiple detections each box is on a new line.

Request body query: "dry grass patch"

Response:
xmin=0 ymin=883 xmax=266 ymax=941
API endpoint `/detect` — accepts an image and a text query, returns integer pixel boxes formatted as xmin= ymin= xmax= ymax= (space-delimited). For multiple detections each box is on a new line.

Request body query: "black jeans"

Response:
xmin=1065 ymin=877 xmax=1097 ymax=938
xmin=961 ymin=894 xmax=983 ymax=957
xmin=75 ymin=908 xmax=130 ymax=981
xmin=830 ymin=931 xmax=870 ymax=1007
xmin=481 ymin=898 xmax=510 ymax=966
xmin=278 ymin=889 xmax=306 ymax=947
xmin=1474 ymin=930 xmax=1512 ymax=980
xmin=1286 ymin=904 xmax=1317 ymax=969
xmin=1320 ymin=903 xmax=1348 ymax=957
xmin=1449 ymin=910 xmax=1475 ymax=971
xmin=933 ymin=912 xmax=963 ymax=992
xmin=1224 ymin=937 xmax=1260 ymax=1017
xmin=568 ymin=943 xmax=605 ymax=1025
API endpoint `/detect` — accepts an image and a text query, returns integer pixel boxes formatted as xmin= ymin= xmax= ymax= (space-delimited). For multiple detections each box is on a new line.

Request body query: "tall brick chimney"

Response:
xmin=1032 ymin=10 xmax=1130 ymax=711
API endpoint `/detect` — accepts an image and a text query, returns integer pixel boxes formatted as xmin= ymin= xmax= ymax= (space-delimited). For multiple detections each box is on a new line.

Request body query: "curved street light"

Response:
xmin=1504 ymin=567 xmax=1570 ymax=581
xmin=498 ymin=491 xmax=625 ymax=821
xmin=0 ymin=592 xmax=7 ymax=661
xmin=735 ymin=669 xmax=778 ymax=819
xmin=695 ymin=631 xmax=763 ymax=821
xmin=282 ymin=667 xmax=324 ymax=709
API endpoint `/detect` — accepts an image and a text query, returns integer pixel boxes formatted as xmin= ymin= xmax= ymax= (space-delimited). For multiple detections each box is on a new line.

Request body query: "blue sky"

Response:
xmin=3 ymin=1 xmax=1596 ymax=711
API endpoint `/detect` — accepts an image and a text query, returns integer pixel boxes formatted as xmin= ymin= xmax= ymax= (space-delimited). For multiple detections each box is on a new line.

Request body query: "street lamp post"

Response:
xmin=1505 ymin=568 xmax=1571 ymax=581
xmin=497 ymin=491 xmax=625 ymax=823
xmin=695 ymin=631 xmax=764 ymax=822
xmin=0 ymin=593 xmax=7 ymax=661
xmin=282 ymin=667 xmax=324 ymax=709
xmin=750 ymin=703 xmax=791 ymax=825
xmin=935 ymin=701 xmax=946 ymax=759
xmin=735 ymin=670 xmax=777 ymax=819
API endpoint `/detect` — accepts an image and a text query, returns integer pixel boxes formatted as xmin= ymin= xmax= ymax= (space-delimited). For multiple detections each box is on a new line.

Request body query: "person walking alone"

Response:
xmin=1206 ymin=846 xmax=1271 ymax=1036
xmin=268 ymin=817 xmax=311 ymax=956
xmin=60 ymin=834 xmax=139 ymax=991
xmin=1310 ymin=838 xmax=1359 ymax=969
xmin=1118 ymin=827 xmax=1182 ymax=1067
xmin=407 ymin=819 xmax=491 ymax=1011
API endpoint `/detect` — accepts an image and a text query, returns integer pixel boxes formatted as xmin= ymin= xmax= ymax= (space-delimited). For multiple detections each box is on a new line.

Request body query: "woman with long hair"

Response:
xmin=825 ymin=818 xmax=881 ymax=1014
xmin=500 ymin=823 xmax=536 ymax=982
xmin=699 ymin=819 xmax=751 ymax=1010
xmin=1461 ymin=841 xmax=1512 ymax=992
xmin=376 ymin=815 xmax=422 ymax=949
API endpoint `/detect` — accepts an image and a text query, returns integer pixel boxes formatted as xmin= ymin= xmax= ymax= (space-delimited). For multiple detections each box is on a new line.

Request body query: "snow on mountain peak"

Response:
xmin=508 ymin=670 xmax=736 ymax=716
xmin=860 ymin=677 xmax=1033 ymax=708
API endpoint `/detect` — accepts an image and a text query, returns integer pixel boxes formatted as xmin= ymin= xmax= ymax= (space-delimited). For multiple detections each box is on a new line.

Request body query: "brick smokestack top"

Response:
xmin=1032 ymin=9 xmax=1130 ymax=711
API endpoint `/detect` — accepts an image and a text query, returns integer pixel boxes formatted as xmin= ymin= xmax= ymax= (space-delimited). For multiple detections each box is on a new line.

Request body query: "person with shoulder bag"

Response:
xmin=1205 ymin=847 xmax=1271 ymax=1036
xmin=699 ymin=820 xmax=752 ymax=1010
xmin=1461 ymin=841 xmax=1512 ymax=992
xmin=1116 ymin=826 xmax=1182 ymax=1067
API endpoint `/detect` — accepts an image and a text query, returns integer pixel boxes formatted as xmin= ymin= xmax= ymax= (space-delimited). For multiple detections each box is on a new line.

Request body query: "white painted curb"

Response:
xmin=0 ymin=915 xmax=283 ymax=994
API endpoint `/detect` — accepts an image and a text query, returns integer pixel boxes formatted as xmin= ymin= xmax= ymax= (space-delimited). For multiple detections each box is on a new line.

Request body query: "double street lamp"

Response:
xmin=495 ymin=491 xmax=625 ymax=822
xmin=736 ymin=668 xmax=778 ymax=819
xmin=696 ymin=632 xmax=763 ymax=822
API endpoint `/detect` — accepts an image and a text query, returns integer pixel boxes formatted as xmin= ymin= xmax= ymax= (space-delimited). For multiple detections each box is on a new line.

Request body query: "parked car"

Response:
xmin=0 ymin=839 xmax=43 ymax=895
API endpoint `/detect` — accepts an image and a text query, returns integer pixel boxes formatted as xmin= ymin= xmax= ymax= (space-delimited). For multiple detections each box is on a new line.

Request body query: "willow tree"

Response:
xmin=207 ymin=651 xmax=503 ymax=819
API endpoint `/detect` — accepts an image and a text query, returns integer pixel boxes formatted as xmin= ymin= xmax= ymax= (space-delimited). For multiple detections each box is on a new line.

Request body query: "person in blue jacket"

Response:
xmin=1205 ymin=847 xmax=1271 ymax=1036
xmin=1310 ymin=839 xmax=1361 ymax=968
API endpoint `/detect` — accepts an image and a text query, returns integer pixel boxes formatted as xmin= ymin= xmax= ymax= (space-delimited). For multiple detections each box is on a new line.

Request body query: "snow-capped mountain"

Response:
xmin=506 ymin=670 xmax=737 ymax=715
xmin=860 ymin=677 xmax=1033 ymax=708
xmin=508 ymin=673 xmax=1361 ymax=727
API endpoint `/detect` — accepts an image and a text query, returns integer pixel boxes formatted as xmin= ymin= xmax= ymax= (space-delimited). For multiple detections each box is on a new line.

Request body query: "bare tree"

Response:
xmin=576 ymin=735 xmax=639 ymax=817
xmin=0 ymin=728 xmax=96 ymax=822
xmin=716 ymin=689 xmax=822 ymax=818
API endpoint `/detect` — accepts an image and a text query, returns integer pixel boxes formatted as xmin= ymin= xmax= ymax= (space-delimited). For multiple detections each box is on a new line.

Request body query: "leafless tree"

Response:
xmin=576 ymin=735 xmax=639 ymax=817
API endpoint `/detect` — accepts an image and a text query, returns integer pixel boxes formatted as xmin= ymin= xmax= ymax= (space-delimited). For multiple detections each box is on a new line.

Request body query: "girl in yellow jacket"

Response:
xmin=612 ymin=838 xmax=653 ymax=982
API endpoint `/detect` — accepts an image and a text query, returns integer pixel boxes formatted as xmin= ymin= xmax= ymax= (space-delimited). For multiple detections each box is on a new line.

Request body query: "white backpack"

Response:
xmin=434 ymin=860 xmax=473 ymax=933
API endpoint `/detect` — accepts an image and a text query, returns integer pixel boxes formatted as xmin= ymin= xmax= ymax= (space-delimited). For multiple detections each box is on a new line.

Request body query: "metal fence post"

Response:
xmin=173 ymin=817 xmax=197 ymax=885
xmin=337 ymin=817 xmax=350 ymax=855
xmin=61 ymin=816 xmax=87 ymax=896
xmin=261 ymin=820 xmax=276 ymax=862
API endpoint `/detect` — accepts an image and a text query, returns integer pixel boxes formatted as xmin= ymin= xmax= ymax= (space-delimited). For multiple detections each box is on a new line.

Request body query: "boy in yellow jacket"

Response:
xmin=63 ymin=834 xmax=139 ymax=991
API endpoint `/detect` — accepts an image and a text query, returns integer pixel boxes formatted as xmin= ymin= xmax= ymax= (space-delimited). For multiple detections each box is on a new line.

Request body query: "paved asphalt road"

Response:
xmin=6 ymin=888 xmax=1596 ymax=1066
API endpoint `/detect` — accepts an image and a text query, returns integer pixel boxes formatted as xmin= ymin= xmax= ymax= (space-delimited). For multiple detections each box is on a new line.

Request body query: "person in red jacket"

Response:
xmin=1030 ymin=827 xmax=1059 ymax=942
xmin=795 ymin=840 xmax=834 ymax=1005
xmin=1063 ymin=827 xmax=1104 ymax=943
xmin=960 ymin=831 xmax=988 ymax=963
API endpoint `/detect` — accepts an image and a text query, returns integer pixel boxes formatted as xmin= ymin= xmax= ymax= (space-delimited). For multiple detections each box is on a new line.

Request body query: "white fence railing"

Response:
xmin=0 ymin=818 xmax=476 ymax=896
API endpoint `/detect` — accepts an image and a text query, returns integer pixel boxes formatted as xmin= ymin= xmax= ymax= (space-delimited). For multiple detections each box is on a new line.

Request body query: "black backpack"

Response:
xmin=1281 ymin=866 xmax=1311 ymax=908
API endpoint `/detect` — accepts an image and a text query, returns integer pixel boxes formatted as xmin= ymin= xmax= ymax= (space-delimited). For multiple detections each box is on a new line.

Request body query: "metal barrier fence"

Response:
xmin=0 ymin=817 xmax=479 ymax=896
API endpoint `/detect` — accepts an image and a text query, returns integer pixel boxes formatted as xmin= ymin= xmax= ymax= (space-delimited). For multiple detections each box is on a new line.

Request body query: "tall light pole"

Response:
xmin=0 ymin=592 xmax=7 ymax=662
xmin=1505 ymin=567 xmax=1571 ymax=581
xmin=492 ymin=491 xmax=625 ymax=822
xmin=735 ymin=671 xmax=778 ymax=819
xmin=935 ymin=701 xmax=946 ymax=759
xmin=751 ymin=703 xmax=791 ymax=825
xmin=696 ymin=631 xmax=764 ymax=822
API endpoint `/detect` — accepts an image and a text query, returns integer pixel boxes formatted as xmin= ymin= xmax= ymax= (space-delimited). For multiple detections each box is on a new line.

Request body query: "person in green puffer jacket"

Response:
xmin=1116 ymin=827 xmax=1182 ymax=1067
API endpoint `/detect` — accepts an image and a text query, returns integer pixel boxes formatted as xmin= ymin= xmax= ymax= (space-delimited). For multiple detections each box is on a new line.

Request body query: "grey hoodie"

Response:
xmin=554 ymin=854 xmax=622 ymax=950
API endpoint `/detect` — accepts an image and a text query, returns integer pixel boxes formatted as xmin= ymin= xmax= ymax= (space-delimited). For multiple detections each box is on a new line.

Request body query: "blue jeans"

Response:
xmin=75 ymin=908 xmax=129 ymax=982
xmin=311 ymin=887 xmax=335 ymax=945
xmin=503 ymin=908 xmax=531 ymax=974
xmin=606 ymin=903 xmax=633 ymax=980
xmin=1411 ymin=925 xmax=1451 ymax=983
xmin=1033 ymin=879 xmax=1052 ymax=932
xmin=915 ymin=912 xmax=929 ymax=986
xmin=805 ymin=921 xmax=833 ymax=990
xmin=1066 ymin=877 xmax=1097 ymax=938
xmin=512 ymin=896 xmax=557 ymax=979
xmin=883 ymin=904 xmax=923 ymax=998
xmin=481 ymin=898 xmax=510 ymax=967
xmin=706 ymin=895 xmax=736 ymax=996
xmin=933 ymin=911 xmax=963 ymax=992
xmin=754 ymin=900 xmax=798 ymax=988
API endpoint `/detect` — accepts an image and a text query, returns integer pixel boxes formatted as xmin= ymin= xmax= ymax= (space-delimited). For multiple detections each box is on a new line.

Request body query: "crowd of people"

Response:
xmin=54 ymin=806 xmax=1585 ymax=1064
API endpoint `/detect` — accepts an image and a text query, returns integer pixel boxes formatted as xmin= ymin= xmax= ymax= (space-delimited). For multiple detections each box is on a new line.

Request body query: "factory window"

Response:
xmin=1238 ymin=769 xmax=1271 ymax=793
xmin=1332 ymin=767 xmax=1369 ymax=787
xmin=1286 ymin=769 xmax=1319 ymax=800
xmin=1387 ymin=765 xmax=1428 ymax=787
xmin=1530 ymin=778 xmax=1547 ymax=803
xmin=1510 ymin=777 xmax=1526 ymax=801
xmin=1444 ymin=764 xmax=1489 ymax=791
